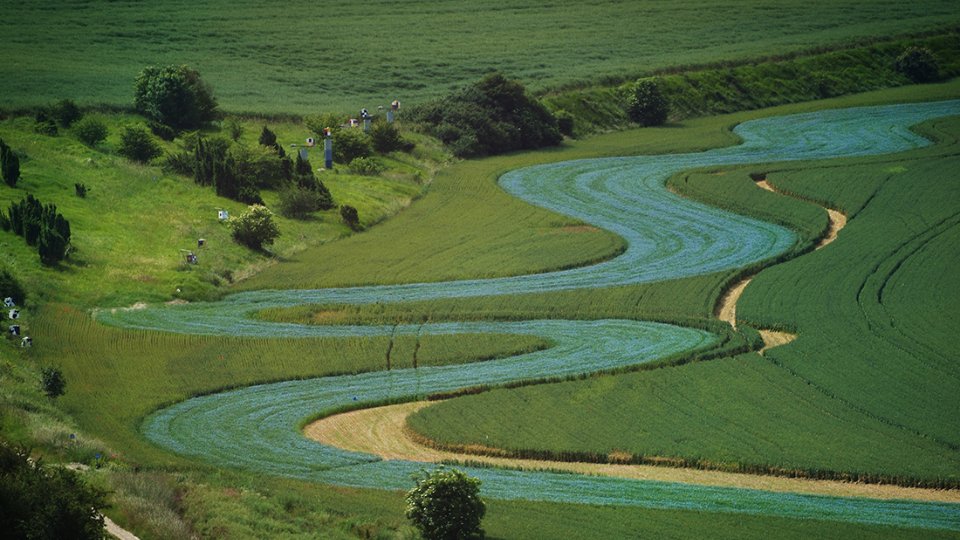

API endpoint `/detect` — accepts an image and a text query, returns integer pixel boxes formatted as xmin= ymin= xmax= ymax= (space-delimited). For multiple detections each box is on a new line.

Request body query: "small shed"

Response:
xmin=198 ymin=238 xmax=206 ymax=248
xmin=185 ymin=252 xmax=198 ymax=265
xmin=20 ymin=336 xmax=31 ymax=348
xmin=3 ymin=297 xmax=14 ymax=308
xmin=8 ymin=309 xmax=19 ymax=320
xmin=218 ymin=210 xmax=229 ymax=221
xmin=306 ymin=137 xmax=316 ymax=147
xmin=8 ymin=324 xmax=19 ymax=336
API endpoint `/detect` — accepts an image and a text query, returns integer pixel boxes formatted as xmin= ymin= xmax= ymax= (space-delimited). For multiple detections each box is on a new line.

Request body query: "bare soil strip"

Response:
xmin=304 ymin=177 xmax=960 ymax=504
xmin=304 ymin=403 xmax=960 ymax=503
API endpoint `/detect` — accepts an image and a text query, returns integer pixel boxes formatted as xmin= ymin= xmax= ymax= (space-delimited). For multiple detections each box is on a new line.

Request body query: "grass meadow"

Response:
xmin=2 ymin=1 xmax=960 ymax=114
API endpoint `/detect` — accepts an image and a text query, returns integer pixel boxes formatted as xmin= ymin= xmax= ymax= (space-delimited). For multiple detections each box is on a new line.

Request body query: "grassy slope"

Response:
xmin=3 ymin=1 xmax=959 ymax=114
xmin=406 ymin=111 xmax=960 ymax=486
xmin=0 ymin=115 xmax=437 ymax=306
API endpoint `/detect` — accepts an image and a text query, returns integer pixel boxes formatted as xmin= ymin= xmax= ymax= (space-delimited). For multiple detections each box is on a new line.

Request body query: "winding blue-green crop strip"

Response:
xmin=100 ymin=101 xmax=960 ymax=530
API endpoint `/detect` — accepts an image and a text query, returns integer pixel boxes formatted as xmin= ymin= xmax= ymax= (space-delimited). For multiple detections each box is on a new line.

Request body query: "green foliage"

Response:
xmin=544 ymin=32 xmax=960 ymax=134
xmin=895 ymin=46 xmax=940 ymax=83
xmin=133 ymin=64 xmax=219 ymax=131
xmin=0 ymin=445 xmax=107 ymax=539
xmin=627 ymin=78 xmax=669 ymax=126
xmin=369 ymin=121 xmax=407 ymax=154
xmin=41 ymin=367 xmax=67 ymax=398
xmin=333 ymin=128 xmax=373 ymax=163
xmin=51 ymin=98 xmax=83 ymax=128
xmin=74 ymin=183 xmax=88 ymax=198
xmin=340 ymin=204 xmax=359 ymax=230
xmin=72 ymin=117 xmax=108 ymax=147
xmin=348 ymin=156 xmax=385 ymax=176
xmin=278 ymin=185 xmax=329 ymax=219
xmin=405 ymin=468 xmax=485 ymax=540
xmin=147 ymin=120 xmax=177 ymax=142
xmin=117 ymin=125 xmax=162 ymax=163
xmin=230 ymin=204 xmax=279 ymax=250
xmin=412 ymin=72 xmax=561 ymax=157
xmin=0 ymin=267 xmax=26 ymax=305
xmin=0 ymin=138 xmax=20 ymax=187
xmin=4 ymin=194 xmax=71 ymax=264
xmin=304 ymin=113 xmax=345 ymax=137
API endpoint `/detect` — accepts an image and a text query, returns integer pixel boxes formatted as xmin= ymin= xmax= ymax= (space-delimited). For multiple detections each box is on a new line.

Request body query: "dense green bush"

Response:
xmin=406 ymin=468 xmax=485 ymax=540
xmin=117 ymin=126 xmax=162 ymax=163
xmin=304 ymin=113 xmax=345 ymax=137
xmin=333 ymin=128 xmax=373 ymax=163
xmin=348 ymin=156 xmax=385 ymax=176
xmin=627 ymin=78 xmax=669 ymax=126
xmin=895 ymin=46 xmax=940 ymax=83
xmin=0 ymin=444 xmax=107 ymax=539
xmin=258 ymin=125 xmax=278 ymax=147
xmin=133 ymin=64 xmax=219 ymax=131
xmin=5 ymin=194 xmax=71 ymax=265
xmin=0 ymin=139 xmax=20 ymax=187
xmin=72 ymin=117 xmax=108 ymax=147
xmin=229 ymin=204 xmax=279 ymax=250
xmin=278 ymin=185 xmax=328 ymax=219
xmin=411 ymin=72 xmax=561 ymax=157
xmin=369 ymin=121 xmax=408 ymax=153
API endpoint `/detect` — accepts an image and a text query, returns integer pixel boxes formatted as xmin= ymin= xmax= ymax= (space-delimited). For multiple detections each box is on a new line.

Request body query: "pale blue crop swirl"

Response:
xmin=99 ymin=100 xmax=960 ymax=531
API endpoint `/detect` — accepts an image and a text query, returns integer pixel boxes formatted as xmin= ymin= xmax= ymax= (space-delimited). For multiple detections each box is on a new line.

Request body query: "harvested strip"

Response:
xmin=305 ymin=402 xmax=960 ymax=504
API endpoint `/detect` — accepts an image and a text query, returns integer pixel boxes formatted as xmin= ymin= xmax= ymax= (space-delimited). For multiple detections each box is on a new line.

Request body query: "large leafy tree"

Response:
xmin=0 ymin=445 xmax=108 ymax=539
xmin=406 ymin=468 xmax=485 ymax=540
xmin=627 ymin=78 xmax=669 ymax=126
xmin=411 ymin=72 xmax=561 ymax=157
xmin=134 ymin=65 xmax=219 ymax=131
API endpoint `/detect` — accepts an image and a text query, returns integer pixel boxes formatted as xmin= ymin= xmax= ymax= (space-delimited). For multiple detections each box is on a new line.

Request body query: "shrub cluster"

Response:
xmin=0 ymin=139 xmax=21 ymax=188
xmin=627 ymin=78 xmax=669 ymax=126
xmin=118 ymin=126 xmax=162 ymax=163
xmin=348 ymin=156 xmax=385 ymax=176
xmin=405 ymin=468 xmax=485 ymax=540
xmin=230 ymin=204 xmax=279 ymax=250
xmin=134 ymin=64 xmax=219 ymax=131
xmin=1 ymin=194 xmax=71 ymax=265
xmin=340 ymin=205 xmax=360 ymax=230
xmin=411 ymin=72 xmax=561 ymax=157
xmin=72 ymin=117 xmax=108 ymax=147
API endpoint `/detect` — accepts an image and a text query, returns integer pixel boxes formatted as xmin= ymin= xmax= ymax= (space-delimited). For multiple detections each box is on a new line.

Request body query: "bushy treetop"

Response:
xmin=411 ymin=72 xmax=561 ymax=157
xmin=134 ymin=65 xmax=219 ymax=131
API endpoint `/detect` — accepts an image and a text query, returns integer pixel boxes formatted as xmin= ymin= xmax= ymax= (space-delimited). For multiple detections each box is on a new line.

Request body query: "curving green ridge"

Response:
xmin=99 ymin=100 xmax=960 ymax=530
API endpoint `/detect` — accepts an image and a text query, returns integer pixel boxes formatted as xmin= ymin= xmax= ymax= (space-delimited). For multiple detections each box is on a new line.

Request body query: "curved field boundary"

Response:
xmin=305 ymin=401 xmax=960 ymax=504
xmin=100 ymin=101 xmax=960 ymax=531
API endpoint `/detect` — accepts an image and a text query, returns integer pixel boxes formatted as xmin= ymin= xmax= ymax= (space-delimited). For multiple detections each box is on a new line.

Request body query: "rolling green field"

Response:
xmin=3 ymin=1 xmax=960 ymax=114
xmin=4 ymin=0 xmax=960 ymax=534
xmin=406 ymin=115 xmax=960 ymax=487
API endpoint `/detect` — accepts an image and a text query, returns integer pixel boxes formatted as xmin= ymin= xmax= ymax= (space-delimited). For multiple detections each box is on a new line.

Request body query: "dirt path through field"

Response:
xmin=715 ymin=178 xmax=845 ymax=346
xmin=304 ymin=402 xmax=960 ymax=503
xmin=65 ymin=463 xmax=142 ymax=540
